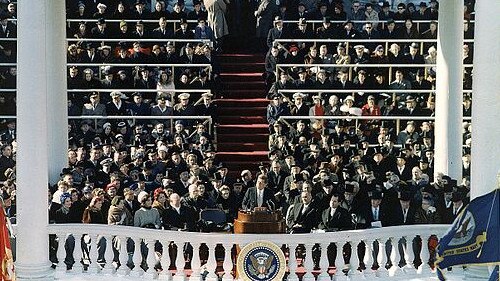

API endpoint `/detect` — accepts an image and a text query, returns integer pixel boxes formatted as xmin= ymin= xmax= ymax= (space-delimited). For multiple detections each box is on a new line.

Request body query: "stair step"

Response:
xmin=221 ymin=162 xmax=264 ymax=172
xmin=217 ymin=124 xmax=269 ymax=134
xmin=222 ymin=63 xmax=265 ymax=73
xmin=217 ymin=133 xmax=269 ymax=142
xmin=217 ymin=106 xmax=266 ymax=116
xmin=217 ymin=116 xmax=267 ymax=124
xmin=219 ymin=89 xmax=266 ymax=99
xmin=217 ymin=142 xmax=268 ymax=152
xmin=216 ymin=98 xmax=269 ymax=107
xmin=221 ymin=73 xmax=263 ymax=82
xmin=225 ymin=81 xmax=265 ymax=90
xmin=217 ymin=54 xmax=265 ymax=64
xmin=215 ymin=151 xmax=269 ymax=162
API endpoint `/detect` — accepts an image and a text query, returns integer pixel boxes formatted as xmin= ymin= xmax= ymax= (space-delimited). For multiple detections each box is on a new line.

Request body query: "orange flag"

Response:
xmin=0 ymin=200 xmax=15 ymax=281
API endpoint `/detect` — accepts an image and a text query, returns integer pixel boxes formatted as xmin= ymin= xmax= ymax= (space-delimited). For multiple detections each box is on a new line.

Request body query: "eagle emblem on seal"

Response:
xmin=249 ymin=254 xmax=276 ymax=279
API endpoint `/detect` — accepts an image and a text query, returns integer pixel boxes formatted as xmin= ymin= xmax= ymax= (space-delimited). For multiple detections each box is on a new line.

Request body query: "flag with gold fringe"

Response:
xmin=435 ymin=188 xmax=500 ymax=280
xmin=0 ymin=198 xmax=15 ymax=281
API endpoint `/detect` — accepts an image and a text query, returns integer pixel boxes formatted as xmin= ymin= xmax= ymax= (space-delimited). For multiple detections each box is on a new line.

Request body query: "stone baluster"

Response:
xmin=317 ymin=242 xmax=331 ymax=281
xmin=287 ymin=244 xmax=299 ymax=281
xmin=302 ymin=243 xmax=315 ymax=281
xmin=348 ymin=241 xmax=361 ymax=278
xmin=363 ymin=239 xmax=374 ymax=277
xmin=418 ymin=235 xmax=432 ymax=275
xmin=189 ymin=242 xmax=202 ymax=281
xmin=172 ymin=242 xmax=185 ymax=281
xmin=375 ymin=238 xmax=389 ymax=278
xmin=55 ymin=232 xmax=67 ymax=273
xmin=158 ymin=240 xmax=172 ymax=281
xmin=389 ymin=237 xmax=402 ymax=276
xmin=145 ymin=239 xmax=158 ymax=279
xmin=131 ymin=237 xmax=144 ymax=277
xmin=403 ymin=236 xmax=416 ymax=274
xmin=73 ymin=235 xmax=84 ymax=273
xmin=205 ymin=243 xmax=218 ymax=281
xmin=88 ymin=234 xmax=101 ymax=274
xmin=221 ymin=243 xmax=233 ymax=281
xmin=118 ymin=236 xmax=130 ymax=276
xmin=103 ymin=235 xmax=116 ymax=274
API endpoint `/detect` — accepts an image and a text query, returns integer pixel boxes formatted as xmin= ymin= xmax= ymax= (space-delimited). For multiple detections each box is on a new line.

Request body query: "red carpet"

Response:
xmin=216 ymin=53 xmax=269 ymax=178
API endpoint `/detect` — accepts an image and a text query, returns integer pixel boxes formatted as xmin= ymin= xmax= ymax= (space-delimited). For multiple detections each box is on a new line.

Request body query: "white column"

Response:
xmin=468 ymin=2 xmax=500 ymax=279
xmin=15 ymin=0 xmax=54 ymax=280
xmin=471 ymin=0 xmax=500 ymax=199
xmin=434 ymin=0 xmax=463 ymax=181
xmin=46 ymin=0 xmax=68 ymax=183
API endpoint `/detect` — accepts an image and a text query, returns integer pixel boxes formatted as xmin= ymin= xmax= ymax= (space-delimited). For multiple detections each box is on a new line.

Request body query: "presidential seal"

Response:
xmin=448 ymin=210 xmax=476 ymax=246
xmin=237 ymin=240 xmax=286 ymax=281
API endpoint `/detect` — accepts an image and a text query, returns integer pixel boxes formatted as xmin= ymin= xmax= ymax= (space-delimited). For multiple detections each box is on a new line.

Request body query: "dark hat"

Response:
xmin=443 ymin=184 xmax=454 ymax=193
xmin=397 ymin=3 xmax=406 ymax=8
xmin=296 ymin=66 xmax=306 ymax=73
xmin=132 ymin=92 xmax=142 ymax=98
xmin=370 ymin=191 xmax=383 ymax=200
xmin=344 ymin=182 xmax=355 ymax=193
xmin=298 ymin=2 xmax=306 ymax=7
xmin=422 ymin=184 xmax=435 ymax=194
xmin=60 ymin=192 xmax=72 ymax=205
xmin=400 ymin=191 xmax=412 ymax=201
xmin=372 ymin=146 xmax=384 ymax=156
xmin=419 ymin=157 xmax=429 ymax=164
xmin=387 ymin=19 xmax=395 ymax=25
xmin=318 ymin=2 xmax=328 ymax=8
xmin=135 ymin=0 xmax=145 ymax=5
xmin=344 ymin=20 xmax=353 ymax=26
xmin=213 ymin=172 xmax=223 ymax=181
xmin=143 ymin=160 xmax=154 ymax=170
xmin=451 ymin=192 xmax=463 ymax=202
xmin=419 ymin=2 xmax=427 ymax=7
xmin=396 ymin=151 xmax=406 ymax=159
xmin=293 ymin=174 xmax=304 ymax=183
xmin=382 ymin=1 xmax=390 ymax=8
xmin=97 ymin=18 xmax=106 ymax=25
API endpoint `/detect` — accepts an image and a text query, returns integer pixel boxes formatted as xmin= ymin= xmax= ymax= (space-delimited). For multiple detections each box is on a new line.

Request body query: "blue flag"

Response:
xmin=436 ymin=189 xmax=500 ymax=278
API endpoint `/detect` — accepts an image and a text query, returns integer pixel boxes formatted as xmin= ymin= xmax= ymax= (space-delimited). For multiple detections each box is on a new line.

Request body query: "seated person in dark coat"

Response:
xmin=318 ymin=193 xmax=352 ymax=231
xmin=286 ymin=190 xmax=318 ymax=233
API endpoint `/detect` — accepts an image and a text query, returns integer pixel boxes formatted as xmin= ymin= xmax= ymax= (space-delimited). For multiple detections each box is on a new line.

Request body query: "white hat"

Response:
xmin=97 ymin=3 xmax=107 ymax=9
xmin=137 ymin=191 xmax=149 ymax=204
xmin=179 ymin=93 xmax=190 ymax=100
xmin=345 ymin=95 xmax=354 ymax=101
xmin=293 ymin=92 xmax=305 ymax=99
xmin=354 ymin=45 xmax=365 ymax=49
xmin=240 ymin=170 xmax=251 ymax=177
xmin=202 ymin=92 xmax=213 ymax=98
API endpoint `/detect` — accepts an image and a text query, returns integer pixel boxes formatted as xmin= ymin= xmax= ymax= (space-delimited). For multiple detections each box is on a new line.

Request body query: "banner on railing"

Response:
xmin=435 ymin=187 xmax=500 ymax=280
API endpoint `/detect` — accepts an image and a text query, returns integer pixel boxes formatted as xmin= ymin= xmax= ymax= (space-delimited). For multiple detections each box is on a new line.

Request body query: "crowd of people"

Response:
xmin=0 ymin=1 xmax=478 ymax=269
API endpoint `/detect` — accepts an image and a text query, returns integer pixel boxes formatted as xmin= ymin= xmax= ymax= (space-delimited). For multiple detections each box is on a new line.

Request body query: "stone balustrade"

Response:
xmin=42 ymin=224 xmax=449 ymax=280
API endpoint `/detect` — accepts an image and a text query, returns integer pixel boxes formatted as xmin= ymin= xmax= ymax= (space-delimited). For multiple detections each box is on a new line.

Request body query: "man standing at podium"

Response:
xmin=241 ymin=174 xmax=276 ymax=211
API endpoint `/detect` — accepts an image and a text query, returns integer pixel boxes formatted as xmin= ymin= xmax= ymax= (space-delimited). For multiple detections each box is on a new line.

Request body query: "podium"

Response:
xmin=233 ymin=209 xmax=286 ymax=234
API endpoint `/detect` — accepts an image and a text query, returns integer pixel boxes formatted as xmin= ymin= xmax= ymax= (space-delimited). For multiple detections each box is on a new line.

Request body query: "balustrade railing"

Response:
xmin=42 ymin=224 xmax=449 ymax=280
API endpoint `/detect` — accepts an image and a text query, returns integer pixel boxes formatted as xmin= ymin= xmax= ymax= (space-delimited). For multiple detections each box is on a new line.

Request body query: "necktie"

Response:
xmin=374 ymin=208 xmax=378 ymax=221
xmin=257 ymin=191 xmax=263 ymax=207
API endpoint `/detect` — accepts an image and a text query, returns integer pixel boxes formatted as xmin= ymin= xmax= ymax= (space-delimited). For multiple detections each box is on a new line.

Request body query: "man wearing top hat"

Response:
xmin=132 ymin=0 xmax=151 ymax=19
xmin=403 ymin=42 xmax=425 ymax=79
xmin=128 ymin=92 xmax=151 ymax=123
xmin=392 ymin=151 xmax=412 ymax=182
xmin=293 ymin=68 xmax=314 ymax=89
xmin=91 ymin=18 xmax=110 ymax=39
xmin=341 ymin=20 xmax=360 ymax=39
xmin=316 ymin=16 xmax=336 ymax=39
xmin=175 ymin=18 xmax=195 ymax=39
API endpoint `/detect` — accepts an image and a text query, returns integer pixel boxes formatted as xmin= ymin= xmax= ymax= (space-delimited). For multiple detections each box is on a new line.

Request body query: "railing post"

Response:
xmin=302 ymin=243 xmax=315 ymax=281
xmin=375 ymin=238 xmax=389 ymax=278
xmin=89 ymin=234 xmax=101 ymax=274
xmin=145 ymin=239 xmax=159 ymax=279
xmin=189 ymin=242 xmax=202 ymax=281
xmin=418 ymin=235 xmax=432 ymax=275
xmin=222 ymin=243 xmax=233 ymax=281
xmin=287 ymin=244 xmax=299 ymax=281
xmin=348 ymin=241 xmax=361 ymax=278
xmin=103 ymin=235 xmax=116 ymax=274
xmin=118 ymin=236 xmax=130 ymax=276
xmin=205 ymin=243 xmax=218 ymax=281
xmin=389 ymin=237 xmax=402 ymax=276
xmin=131 ymin=237 xmax=144 ymax=277
xmin=173 ymin=242 xmax=185 ymax=281
xmin=402 ymin=235 xmax=416 ymax=275
xmin=333 ymin=242 xmax=348 ymax=281
xmin=317 ymin=242 xmax=331 ymax=281
xmin=55 ymin=232 xmax=67 ymax=273
xmin=363 ymin=239 xmax=374 ymax=277
xmin=158 ymin=240 xmax=173 ymax=281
